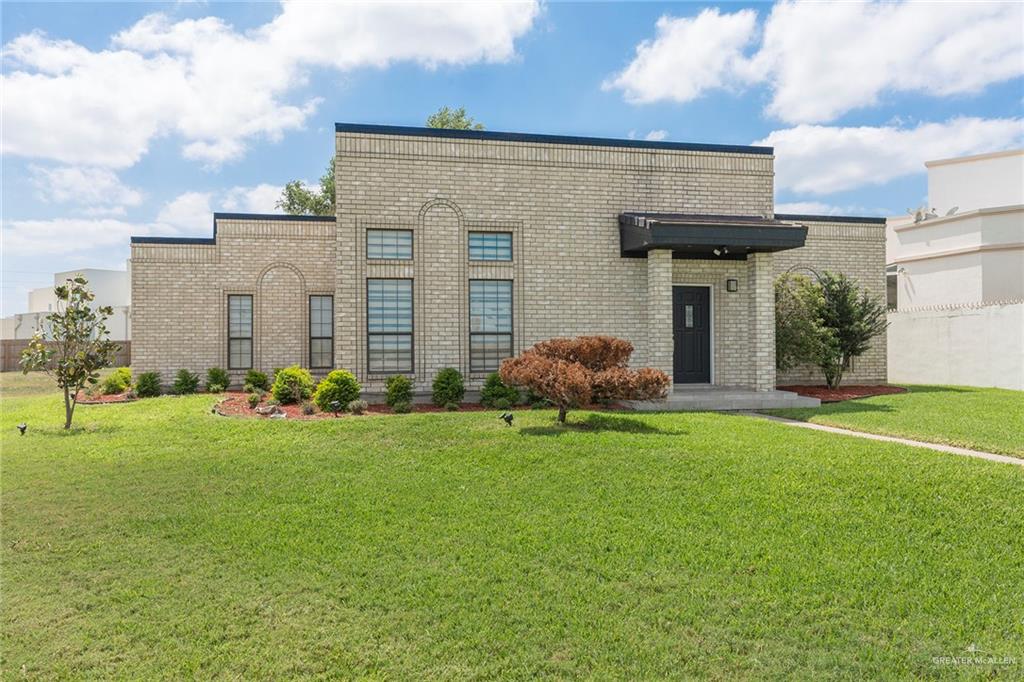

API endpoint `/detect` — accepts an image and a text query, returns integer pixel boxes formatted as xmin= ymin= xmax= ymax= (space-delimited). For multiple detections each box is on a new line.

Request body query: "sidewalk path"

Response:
xmin=746 ymin=412 xmax=1024 ymax=468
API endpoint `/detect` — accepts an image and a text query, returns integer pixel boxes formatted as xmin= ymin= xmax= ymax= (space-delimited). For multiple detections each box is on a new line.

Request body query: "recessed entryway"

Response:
xmin=672 ymin=285 xmax=711 ymax=383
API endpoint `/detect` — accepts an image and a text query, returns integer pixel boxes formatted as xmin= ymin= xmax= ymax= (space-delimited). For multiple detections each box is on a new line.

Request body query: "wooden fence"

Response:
xmin=1 ymin=340 xmax=131 ymax=373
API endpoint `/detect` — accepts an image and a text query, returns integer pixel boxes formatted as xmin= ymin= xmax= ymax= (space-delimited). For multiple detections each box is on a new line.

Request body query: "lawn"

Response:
xmin=770 ymin=385 xmax=1024 ymax=457
xmin=2 ymin=374 xmax=1023 ymax=678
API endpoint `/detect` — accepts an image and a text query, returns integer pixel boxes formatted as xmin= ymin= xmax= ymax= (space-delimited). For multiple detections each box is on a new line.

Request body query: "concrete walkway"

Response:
xmin=746 ymin=412 xmax=1024 ymax=467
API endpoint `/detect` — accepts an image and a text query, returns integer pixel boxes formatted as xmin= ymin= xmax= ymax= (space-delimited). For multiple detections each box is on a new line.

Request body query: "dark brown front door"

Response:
xmin=673 ymin=286 xmax=711 ymax=383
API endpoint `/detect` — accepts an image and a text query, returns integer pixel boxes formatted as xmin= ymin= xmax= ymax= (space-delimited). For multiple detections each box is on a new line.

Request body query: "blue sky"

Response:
xmin=2 ymin=1 xmax=1022 ymax=314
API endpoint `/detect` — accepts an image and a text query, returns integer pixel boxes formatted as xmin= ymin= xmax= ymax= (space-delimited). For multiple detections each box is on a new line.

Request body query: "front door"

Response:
xmin=673 ymin=286 xmax=711 ymax=383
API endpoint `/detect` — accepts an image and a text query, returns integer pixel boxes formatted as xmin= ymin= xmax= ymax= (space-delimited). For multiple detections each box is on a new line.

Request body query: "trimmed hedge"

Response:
xmin=385 ymin=375 xmax=413 ymax=408
xmin=172 ymin=369 xmax=200 ymax=395
xmin=431 ymin=367 xmax=464 ymax=407
xmin=313 ymin=369 xmax=361 ymax=412
xmin=135 ymin=372 xmax=161 ymax=398
xmin=206 ymin=367 xmax=230 ymax=392
xmin=271 ymin=365 xmax=315 ymax=404
xmin=101 ymin=367 xmax=132 ymax=395
xmin=480 ymin=372 xmax=519 ymax=408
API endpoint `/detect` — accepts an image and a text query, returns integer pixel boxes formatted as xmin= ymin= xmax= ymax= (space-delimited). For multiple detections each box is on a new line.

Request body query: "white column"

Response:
xmin=647 ymin=249 xmax=674 ymax=394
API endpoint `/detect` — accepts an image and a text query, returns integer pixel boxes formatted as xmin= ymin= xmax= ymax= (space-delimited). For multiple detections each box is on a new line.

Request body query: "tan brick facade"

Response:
xmin=130 ymin=126 xmax=886 ymax=391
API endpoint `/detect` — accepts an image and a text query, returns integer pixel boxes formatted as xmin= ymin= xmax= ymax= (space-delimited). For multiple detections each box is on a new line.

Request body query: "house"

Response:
xmin=130 ymin=124 xmax=887 ymax=406
xmin=887 ymin=149 xmax=1024 ymax=390
xmin=1 ymin=266 xmax=132 ymax=372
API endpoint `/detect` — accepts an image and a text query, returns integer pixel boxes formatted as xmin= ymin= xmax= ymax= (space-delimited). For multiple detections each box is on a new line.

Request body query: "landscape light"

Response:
xmin=329 ymin=400 xmax=342 ymax=417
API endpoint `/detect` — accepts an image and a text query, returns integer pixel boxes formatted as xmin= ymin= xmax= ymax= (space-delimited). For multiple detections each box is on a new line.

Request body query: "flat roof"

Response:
xmin=775 ymin=213 xmax=887 ymax=225
xmin=131 ymin=212 xmax=334 ymax=244
xmin=335 ymin=122 xmax=773 ymax=156
xmin=925 ymin=148 xmax=1023 ymax=168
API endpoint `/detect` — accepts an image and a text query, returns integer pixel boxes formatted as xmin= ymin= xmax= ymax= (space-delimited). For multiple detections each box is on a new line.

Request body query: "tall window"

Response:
xmin=367 ymin=279 xmax=413 ymax=373
xmin=468 ymin=232 xmax=512 ymax=261
xmin=309 ymin=295 xmax=333 ymax=369
xmin=367 ymin=229 xmax=413 ymax=260
xmin=228 ymin=295 xmax=253 ymax=369
xmin=469 ymin=280 xmax=512 ymax=372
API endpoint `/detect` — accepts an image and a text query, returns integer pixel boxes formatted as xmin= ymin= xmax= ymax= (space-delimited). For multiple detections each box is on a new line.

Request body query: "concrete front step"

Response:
xmin=626 ymin=388 xmax=820 ymax=412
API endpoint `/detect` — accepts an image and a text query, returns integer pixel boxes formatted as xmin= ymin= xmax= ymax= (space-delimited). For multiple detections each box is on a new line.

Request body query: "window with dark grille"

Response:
xmin=367 ymin=229 xmax=413 ymax=260
xmin=228 ymin=295 xmax=253 ymax=369
xmin=367 ymin=279 xmax=413 ymax=373
xmin=309 ymin=295 xmax=333 ymax=369
xmin=469 ymin=280 xmax=512 ymax=372
xmin=468 ymin=232 xmax=512 ymax=261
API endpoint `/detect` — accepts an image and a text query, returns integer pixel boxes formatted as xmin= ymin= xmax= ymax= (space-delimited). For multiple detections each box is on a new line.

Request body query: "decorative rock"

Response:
xmin=255 ymin=404 xmax=283 ymax=416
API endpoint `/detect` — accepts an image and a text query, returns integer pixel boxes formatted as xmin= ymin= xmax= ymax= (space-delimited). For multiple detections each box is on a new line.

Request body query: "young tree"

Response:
xmin=20 ymin=277 xmax=121 ymax=429
xmin=774 ymin=271 xmax=887 ymax=389
xmin=499 ymin=336 xmax=669 ymax=423
xmin=275 ymin=159 xmax=335 ymax=216
xmin=425 ymin=106 xmax=484 ymax=130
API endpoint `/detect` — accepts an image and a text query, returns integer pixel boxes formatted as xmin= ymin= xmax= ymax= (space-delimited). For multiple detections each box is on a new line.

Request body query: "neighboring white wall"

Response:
xmin=1 ymin=267 xmax=131 ymax=340
xmin=887 ymin=302 xmax=1024 ymax=390
xmin=927 ymin=149 xmax=1024 ymax=212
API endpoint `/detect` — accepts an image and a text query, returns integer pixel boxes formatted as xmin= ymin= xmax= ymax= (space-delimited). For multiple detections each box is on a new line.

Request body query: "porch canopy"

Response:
xmin=619 ymin=213 xmax=807 ymax=258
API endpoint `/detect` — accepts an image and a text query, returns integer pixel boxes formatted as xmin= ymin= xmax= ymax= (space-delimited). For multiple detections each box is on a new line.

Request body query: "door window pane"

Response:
xmin=368 ymin=279 xmax=413 ymax=372
xmin=309 ymin=295 xmax=333 ymax=368
xmin=228 ymin=295 xmax=252 ymax=369
xmin=469 ymin=280 xmax=512 ymax=371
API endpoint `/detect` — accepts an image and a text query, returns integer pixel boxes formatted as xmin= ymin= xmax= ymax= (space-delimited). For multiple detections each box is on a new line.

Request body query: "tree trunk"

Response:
xmin=557 ymin=405 xmax=567 ymax=423
xmin=63 ymin=386 xmax=74 ymax=429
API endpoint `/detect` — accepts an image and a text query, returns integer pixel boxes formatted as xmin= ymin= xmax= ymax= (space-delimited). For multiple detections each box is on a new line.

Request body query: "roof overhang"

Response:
xmin=619 ymin=213 xmax=807 ymax=258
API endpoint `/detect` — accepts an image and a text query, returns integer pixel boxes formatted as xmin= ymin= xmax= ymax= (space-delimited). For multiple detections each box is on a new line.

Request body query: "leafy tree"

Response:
xmin=425 ymin=106 xmax=484 ymax=130
xmin=500 ymin=336 xmax=669 ymax=423
xmin=275 ymin=159 xmax=335 ymax=216
xmin=774 ymin=271 xmax=887 ymax=389
xmin=20 ymin=277 xmax=121 ymax=429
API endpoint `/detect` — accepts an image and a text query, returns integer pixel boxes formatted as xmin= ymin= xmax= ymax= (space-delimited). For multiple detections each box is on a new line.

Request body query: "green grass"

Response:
xmin=770 ymin=385 xmax=1024 ymax=457
xmin=2 ymin=378 xmax=1023 ymax=678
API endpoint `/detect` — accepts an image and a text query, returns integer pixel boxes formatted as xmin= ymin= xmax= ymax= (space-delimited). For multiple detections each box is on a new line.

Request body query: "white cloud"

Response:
xmin=29 ymin=165 xmax=143 ymax=209
xmin=220 ymin=184 xmax=283 ymax=214
xmin=155 ymin=191 xmax=214 ymax=233
xmin=644 ymin=129 xmax=668 ymax=141
xmin=603 ymin=9 xmax=757 ymax=104
xmin=606 ymin=2 xmax=1024 ymax=124
xmin=1 ymin=2 xmax=540 ymax=168
xmin=2 ymin=218 xmax=157 ymax=256
xmin=759 ymin=116 xmax=1024 ymax=195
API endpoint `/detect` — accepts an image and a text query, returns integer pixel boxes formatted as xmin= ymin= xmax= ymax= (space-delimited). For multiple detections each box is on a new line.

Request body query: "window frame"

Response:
xmin=468 ymin=231 xmax=513 ymax=262
xmin=309 ymin=294 xmax=334 ymax=369
xmin=468 ymin=279 xmax=514 ymax=373
xmin=366 ymin=229 xmax=414 ymax=260
xmin=366 ymin=278 xmax=414 ymax=374
xmin=227 ymin=294 xmax=253 ymax=370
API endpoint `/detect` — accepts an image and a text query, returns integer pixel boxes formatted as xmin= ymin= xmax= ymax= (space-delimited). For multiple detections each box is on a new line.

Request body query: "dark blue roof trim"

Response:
xmin=775 ymin=213 xmax=886 ymax=225
xmin=131 ymin=212 xmax=334 ymax=244
xmin=335 ymin=122 xmax=773 ymax=156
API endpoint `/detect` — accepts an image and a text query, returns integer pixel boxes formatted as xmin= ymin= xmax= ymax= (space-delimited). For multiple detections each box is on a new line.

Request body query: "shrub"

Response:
xmin=431 ymin=367 xmax=465 ymax=407
xmin=135 ymin=371 xmax=161 ymax=398
xmin=172 ymin=369 xmax=200 ymax=395
xmin=244 ymin=369 xmax=270 ymax=392
xmin=301 ymin=400 xmax=316 ymax=415
xmin=271 ymin=365 xmax=315 ymax=404
xmin=313 ymin=369 xmax=361 ymax=411
xmin=206 ymin=367 xmax=230 ymax=392
xmin=347 ymin=399 xmax=368 ymax=415
xmin=391 ymin=400 xmax=412 ymax=414
xmin=247 ymin=392 xmax=263 ymax=409
xmin=493 ymin=397 xmax=512 ymax=410
xmin=480 ymin=372 xmax=519 ymax=407
xmin=101 ymin=367 xmax=132 ymax=395
xmin=385 ymin=375 xmax=413 ymax=408
xmin=500 ymin=336 xmax=669 ymax=423
xmin=444 ymin=401 xmax=459 ymax=411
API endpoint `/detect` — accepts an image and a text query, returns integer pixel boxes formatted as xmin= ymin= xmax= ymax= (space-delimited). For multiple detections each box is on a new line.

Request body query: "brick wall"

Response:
xmin=773 ymin=219 xmax=888 ymax=385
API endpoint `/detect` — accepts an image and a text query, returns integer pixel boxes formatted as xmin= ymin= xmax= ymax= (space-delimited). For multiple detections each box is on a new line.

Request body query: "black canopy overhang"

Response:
xmin=619 ymin=213 xmax=807 ymax=258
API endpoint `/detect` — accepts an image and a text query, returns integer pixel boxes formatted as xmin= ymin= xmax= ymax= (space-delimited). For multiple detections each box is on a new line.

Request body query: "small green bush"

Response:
xmin=431 ymin=367 xmax=464 ymax=407
xmin=247 ymin=392 xmax=262 ymax=409
xmin=244 ymin=369 xmax=270 ymax=392
xmin=385 ymin=375 xmax=413 ymax=408
xmin=347 ymin=399 xmax=368 ymax=415
xmin=493 ymin=397 xmax=512 ymax=410
xmin=444 ymin=401 xmax=459 ymax=411
xmin=135 ymin=372 xmax=161 ymax=398
xmin=391 ymin=400 xmax=412 ymax=414
xmin=101 ymin=367 xmax=132 ymax=395
xmin=480 ymin=372 xmax=519 ymax=408
xmin=172 ymin=369 xmax=200 ymax=395
xmin=313 ymin=369 xmax=361 ymax=412
xmin=206 ymin=367 xmax=230 ymax=392
xmin=271 ymin=365 xmax=315 ymax=404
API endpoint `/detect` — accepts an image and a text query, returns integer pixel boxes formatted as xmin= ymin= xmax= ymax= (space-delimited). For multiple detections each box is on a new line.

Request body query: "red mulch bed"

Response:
xmin=76 ymin=391 xmax=136 ymax=404
xmin=214 ymin=391 xmax=494 ymax=420
xmin=778 ymin=385 xmax=907 ymax=403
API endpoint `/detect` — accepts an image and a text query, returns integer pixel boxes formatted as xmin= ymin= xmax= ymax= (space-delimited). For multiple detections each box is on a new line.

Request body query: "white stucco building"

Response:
xmin=886 ymin=149 xmax=1024 ymax=390
xmin=1 ymin=267 xmax=132 ymax=341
